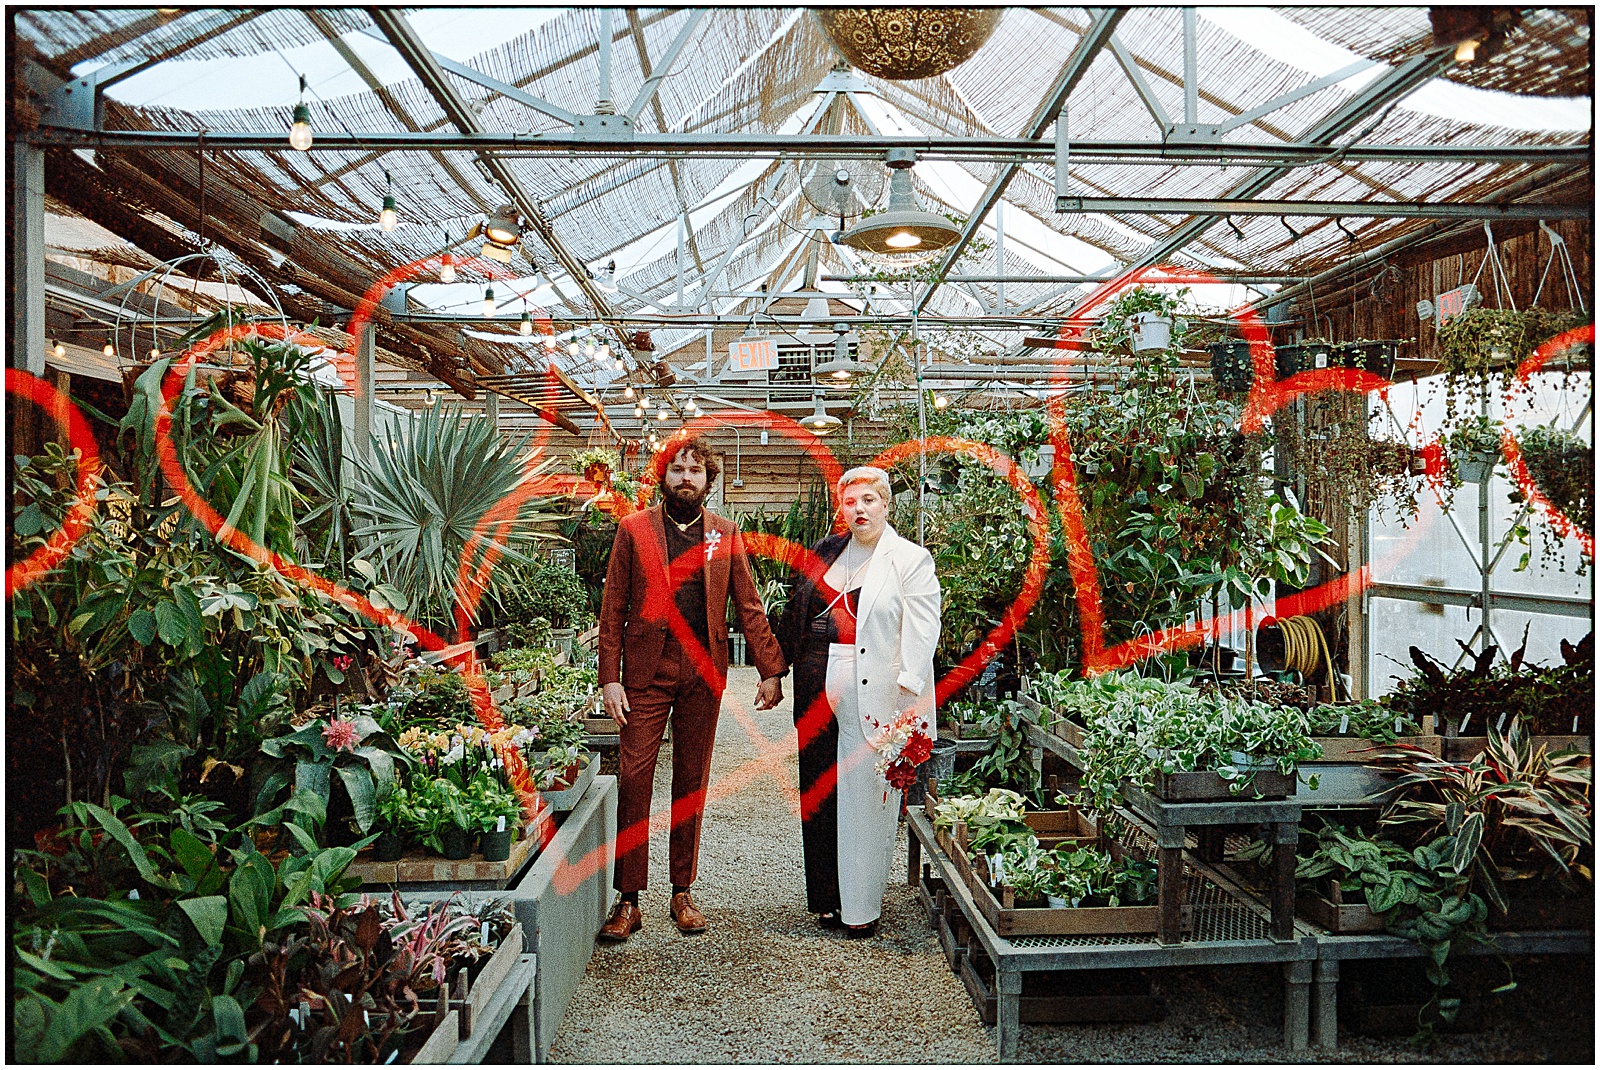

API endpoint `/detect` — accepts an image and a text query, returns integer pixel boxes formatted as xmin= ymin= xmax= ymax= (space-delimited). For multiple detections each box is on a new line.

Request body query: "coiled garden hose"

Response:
xmin=1275 ymin=615 xmax=1343 ymax=701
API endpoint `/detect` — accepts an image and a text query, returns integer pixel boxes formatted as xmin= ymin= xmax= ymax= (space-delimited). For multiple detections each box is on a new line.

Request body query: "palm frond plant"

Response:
xmin=287 ymin=385 xmax=354 ymax=570
xmin=349 ymin=403 xmax=567 ymax=633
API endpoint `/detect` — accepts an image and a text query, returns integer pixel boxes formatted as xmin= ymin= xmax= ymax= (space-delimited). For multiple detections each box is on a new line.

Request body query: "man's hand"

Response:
xmin=754 ymin=676 xmax=783 ymax=711
xmin=603 ymin=682 xmax=630 ymax=727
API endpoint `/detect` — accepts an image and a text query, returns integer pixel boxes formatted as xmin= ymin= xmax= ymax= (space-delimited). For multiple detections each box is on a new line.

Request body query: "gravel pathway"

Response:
xmin=548 ymin=668 xmax=1591 ymax=1064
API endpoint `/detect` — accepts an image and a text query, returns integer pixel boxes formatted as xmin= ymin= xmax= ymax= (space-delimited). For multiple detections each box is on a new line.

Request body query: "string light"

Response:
xmin=568 ymin=341 xmax=581 ymax=357
xmin=51 ymin=340 xmax=64 ymax=358
xmin=519 ymin=309 xmax=533 ymax=337
xmin=102 ymin=338 xmax=115 ymax=358
xmin=482 ymin=286 xmax=495 ymax=318
xmin=288 ymin=76 xmax=313 ymax=151
xmin=149 ymin=346 xmax=161 ymax=359
xmin=623 ymin=384 xmax=634 ymax=400
xmin=934 ymin=393 xmax=949 ymax=409
xmin=584 ymin=340 xmax=596 ymax=359
xmin=543 ymin=333 xmax=557 ymax=351
xmin=656 ymin=406 xmax=670 ymax=422
xmin=634 ymin=404 xmax=645 ymax=418
xmin=378 ymin=171 xmax=399 ymax=232
xmin=438 ymin=229 xmax=457 ymax=284
xmin=598 ymin=343 xmax=610 ymax=361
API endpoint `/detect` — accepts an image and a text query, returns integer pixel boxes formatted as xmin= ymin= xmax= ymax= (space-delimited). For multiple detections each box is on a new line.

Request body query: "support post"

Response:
xmin=1182 ymin=8 xmax=1199 ymax=125
xmin=1271 ymin=821 xmax=1299 ymax=941
xmin=1283 ymin=959 xmax=1313 ymax=1051
xmin=1156 ymin=824 xmax=1186 ymax=946
xmin=354 ymin=323 xmax=375 ymax=461
xmin=484 ymin=388 xmax=499 ymax=432
xmin=995 ymin=968 xmax=1023 ymax=1061
xmin=1312 ymin=958 xmax=1339 ymax=1049
xmin=12 ymin=143 xmax=46 ymax=376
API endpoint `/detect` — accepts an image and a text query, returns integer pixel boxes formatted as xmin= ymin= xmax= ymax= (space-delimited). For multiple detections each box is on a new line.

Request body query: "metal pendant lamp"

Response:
xmin=813 ymin=322 xmax=869 ymax=389
xmin=838 ymin=149 xmax=960 ymax=255
xmin=802 ymin=395 xmax=843 ymax=436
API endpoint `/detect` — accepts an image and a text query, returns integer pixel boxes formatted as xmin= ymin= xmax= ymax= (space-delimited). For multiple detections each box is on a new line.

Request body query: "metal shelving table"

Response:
xmin=907 ymin=807 xmax=1319 ymax=1060
xmin=1024 ymin=723 xmax=1304 ymax=945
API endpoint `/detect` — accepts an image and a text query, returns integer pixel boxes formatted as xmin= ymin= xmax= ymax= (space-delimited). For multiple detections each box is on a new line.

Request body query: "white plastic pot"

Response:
xmin=1457 ymin=450 xmax=1496 ymax=483
xmin=1128 ymin=311 xmax=1174 ymax=354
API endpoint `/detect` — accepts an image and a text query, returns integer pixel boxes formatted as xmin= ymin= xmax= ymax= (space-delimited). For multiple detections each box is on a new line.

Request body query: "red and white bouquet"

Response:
xmin=872 ymin=707 xmax=935 ymax=795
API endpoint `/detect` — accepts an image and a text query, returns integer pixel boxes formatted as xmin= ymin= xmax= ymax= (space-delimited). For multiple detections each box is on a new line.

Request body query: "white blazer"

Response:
xmin=846 ymin=524 xmax=942 ymax=749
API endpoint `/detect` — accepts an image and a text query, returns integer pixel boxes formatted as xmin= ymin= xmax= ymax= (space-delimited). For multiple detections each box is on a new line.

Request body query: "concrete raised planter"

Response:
xmin=399 ymin=775 xmax=617 ymax=1063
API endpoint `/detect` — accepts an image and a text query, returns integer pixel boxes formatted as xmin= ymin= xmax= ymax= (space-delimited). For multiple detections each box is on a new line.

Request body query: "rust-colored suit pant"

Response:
xmin=614 ymin=632 xmax=723 ymax=892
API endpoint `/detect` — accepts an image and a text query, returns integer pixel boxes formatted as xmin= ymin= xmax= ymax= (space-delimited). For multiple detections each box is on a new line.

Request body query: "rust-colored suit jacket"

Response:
xmin=598 ymin=504 xmax=786 ymax=693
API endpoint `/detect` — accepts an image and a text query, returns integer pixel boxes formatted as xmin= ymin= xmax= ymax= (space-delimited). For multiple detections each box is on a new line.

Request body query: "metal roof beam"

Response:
xmin=367 ymin=10 xmax=617 ymax=330
xmin=1108 ymin=31 xmax=1170 ymax=131
xmin=1105 ymin=46 xmax=1461 ymax=286
xmin=26 ymin=127 xmax=1587 ymax=169
xmin=625 ymin=9 xmax=707 ymax=121
xmin=912 ymin=7 xmax=1124 ymax=315
xmin=1054 ymin=197 xmax=1587 ymax=220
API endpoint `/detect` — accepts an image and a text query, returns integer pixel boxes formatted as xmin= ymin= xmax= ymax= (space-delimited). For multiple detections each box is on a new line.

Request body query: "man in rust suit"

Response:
xmin=596 ymin=434 xmax=786 ymax=941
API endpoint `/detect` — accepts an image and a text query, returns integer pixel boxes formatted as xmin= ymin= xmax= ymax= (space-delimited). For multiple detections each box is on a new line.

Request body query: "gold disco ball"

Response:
xmin=813 ymin=8 xmax=1003 ymax=81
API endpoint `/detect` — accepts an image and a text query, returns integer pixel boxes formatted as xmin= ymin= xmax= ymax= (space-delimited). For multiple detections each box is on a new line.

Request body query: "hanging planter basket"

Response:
xmin=1275 ymin=341 xmax=1332 ymax=380
xmin=583 ymin=462 xmax=612 ymax=485
xmin=1127 ymin=312 xmax=1174 ymax=354
xmin=1332 ymin=340 xmax=1399 ymax=379
xmin=1456 ymin=449 xmax=1498 ymax=484
xmin=1208 ymin=340 xmax=1254 ymax=394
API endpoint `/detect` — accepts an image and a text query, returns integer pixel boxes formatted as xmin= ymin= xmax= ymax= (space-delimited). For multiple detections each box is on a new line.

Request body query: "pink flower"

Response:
xmin=322 ymin=718 xmax=358 ymax=752
xmin=333 ymin=655 xmax=353 ymax=672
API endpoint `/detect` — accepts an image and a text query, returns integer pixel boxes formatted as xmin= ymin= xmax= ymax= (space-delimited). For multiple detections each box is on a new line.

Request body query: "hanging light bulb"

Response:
xmin=102 ymin=338 xmax=115 ymax=358
xmin=685 ymin=398 xmax=698 ymax=413
xmin=439 ymin=251 xmax=457 ymax=285
xmin=656 ymin=406 xmax=670 ymax=422
xmin=288 ymin=102 xmax=313 ymax=151
xmin=802 ymin=395 xmax=842 ymax=436
xmin=634 ymin=404 xmax=645 ymax=418
xmin=149 ymin=345 xmax=161 ymax=359
xmin=568 ymin=341 xmax=580 ymax=357
xmin=584 ymin=339 xmax=596 ymax=359
xmin=934 ymin=393 xmax=949 ymax=409
xmin=623 ymin=384 xmax=634 ymax=400
xmin=543 ymin=333 xmax=557 ymax=351
xmin=598 ymin=343 xmax=610 ymax=361
xmin=519 ymin=310 xmax=533 ymax=337
xmin=615 ymin=357 xmax=626 ymax=371
xmin=379 ymin=197 xmax=399 ymax=232
xmin=482 ymin=286 xmax=496 ymax=318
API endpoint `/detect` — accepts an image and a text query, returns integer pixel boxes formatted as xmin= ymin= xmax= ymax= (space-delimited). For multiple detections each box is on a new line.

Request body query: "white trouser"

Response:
xmin=825 ymin=643 xmax=899 ymax=926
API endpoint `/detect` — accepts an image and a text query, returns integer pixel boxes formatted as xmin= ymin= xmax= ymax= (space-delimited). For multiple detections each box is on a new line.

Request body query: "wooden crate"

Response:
xmin=1147 ymin=767 xmax=1297 ymax=801
xmin=461 ymin=923 xmax=524 ymax=1038
xmin=1310 ymin=735 xmax=1443 ymax=761
xmin=407 ymin=1010 xmax=458 ymax=1064
xmin=1298 ymin=882 xmax=1384 ymax=933
xmin=1444 ymin=733 xmax=1592 ymax=761
xmin=943 ymin=721 xmax=999 ymax=741
xmin=1055 ymin=719 xmax=1088 ymax=749
xmin=349 ymin=824 xmax=541 ymax=888
xmin=966 ymin=855 xmax=1186 ymax=937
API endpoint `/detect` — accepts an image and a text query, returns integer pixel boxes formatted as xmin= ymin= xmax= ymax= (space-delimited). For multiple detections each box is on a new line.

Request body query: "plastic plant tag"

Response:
xmin=481 ymin=920 xmax=490 ymax=944
xmin=1394 ymin=716 xmax=1402 ymax=736
xmin=497 ymin=815 xmax=506 ymax=832
xmin=1459 ymin=712 xmax=1472 ymax=734
xmin=1339 ymin=712 xmax=1350 ymax=735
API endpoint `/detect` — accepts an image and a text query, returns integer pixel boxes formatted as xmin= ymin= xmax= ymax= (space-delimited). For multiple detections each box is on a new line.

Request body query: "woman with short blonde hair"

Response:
xmin=775 ymin=464 xmax=942 ymax=937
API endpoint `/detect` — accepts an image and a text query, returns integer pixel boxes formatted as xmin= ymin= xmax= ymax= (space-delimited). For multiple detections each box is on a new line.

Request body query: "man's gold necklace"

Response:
xmin=668 ymin=508 xmax=703 ymax=534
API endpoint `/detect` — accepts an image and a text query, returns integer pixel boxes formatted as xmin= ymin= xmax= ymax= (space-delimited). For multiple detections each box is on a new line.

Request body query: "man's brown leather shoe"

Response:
xmin=670 ymin=890 xmax=707 ymax=934
xmin=597 ymin=900 xmax=642 ymax=943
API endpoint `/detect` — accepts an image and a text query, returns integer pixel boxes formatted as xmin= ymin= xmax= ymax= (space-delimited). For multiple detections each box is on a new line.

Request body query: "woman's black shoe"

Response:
xmin=843 ymin=920 xmax=878 ymax=939
xmin=816 ymin=911 xmax=843 ymax=929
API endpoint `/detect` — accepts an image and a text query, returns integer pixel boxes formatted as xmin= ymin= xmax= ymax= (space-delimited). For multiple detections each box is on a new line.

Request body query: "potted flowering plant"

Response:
xmin=571 ymin=446 xmax=619 ymax=486
xmin=465 ymin=773 xmax=522 ymax=862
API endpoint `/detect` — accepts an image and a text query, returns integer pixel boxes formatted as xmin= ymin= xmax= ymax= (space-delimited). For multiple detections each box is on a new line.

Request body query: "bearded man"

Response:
xmin=595 ymin=434 xmax=786 ymax=942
